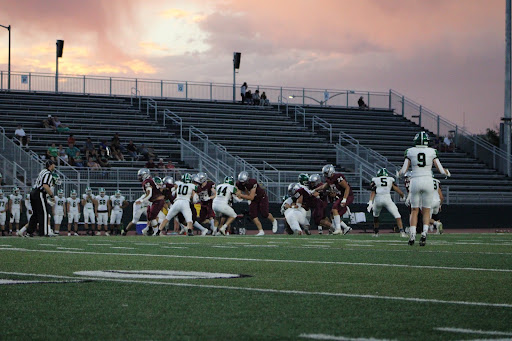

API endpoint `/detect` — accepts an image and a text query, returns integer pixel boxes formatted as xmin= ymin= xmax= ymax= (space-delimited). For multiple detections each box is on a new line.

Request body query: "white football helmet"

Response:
xmin=238 ymin=171 xmax=249 ymax=183
xmin=137 ymin=168 xmax=151 ymax=182
xmin=71 ymin=189 xmax=77 ymax=199
xmin=322 ymin=164 xmax=335 ymax=178
xmin=309 ymin=174 xmax=322 ymax=187
xmin=197 ymin=172 xmax=207 ymax=184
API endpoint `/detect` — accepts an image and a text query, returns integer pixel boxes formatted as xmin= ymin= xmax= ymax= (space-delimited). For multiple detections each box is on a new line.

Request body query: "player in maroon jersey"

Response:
xmin=136 ymin=168 xmax=165 ymax=236
xmin=315 ymin=164 xmax=353 ymax=235
xmin=236 ymin=171 xmax=278 ymax=236
xmin=307 ymin=173 xmax=333 ymax=234
xmin=194 ymin=172 xmax=216 ymax=232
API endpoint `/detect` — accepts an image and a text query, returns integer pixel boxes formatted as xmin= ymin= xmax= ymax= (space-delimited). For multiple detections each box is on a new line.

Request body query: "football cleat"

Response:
xmin=272 ymin=219 xmax=278 ymax=233
xmin=224 ymin=176 xmax=234 ymax=185
xmin=438 ymin=223 xmax=443 ymax=234
xmin=219 ymin=226 xmax=227 ymax=236
xmin=120 ymin=229 xmax=127 ymax=236
xmin=322 ymin=164 xmax=335 ymax=178
xmin=255 ymin=230 xmax=265 ymax=236
xmin=332 ymin=228 xmax=342 ymax=235
xmin=187 ymin=229 xmax=194 ymax=236
xmin=343 ymin=226 xmax=352 ymax=235
xmin=413 ymin=131 xmax=430 ymax=146
xmin=137 ymin=168 xmax=151 ymax=182
xmin=237 ymin=171 xmax=249 ymax=183
xmin=318 ymin=227 xmax=323 ymax=235
xmin=408 ymin=238 xmax=415 ymax=246
xmin=376 ymin=168 xmax=389 ymax=177
xmin=419 ymin=235 xmax=427 ymax=246
xmin=304 ymin=227 xmax=311 ymax=235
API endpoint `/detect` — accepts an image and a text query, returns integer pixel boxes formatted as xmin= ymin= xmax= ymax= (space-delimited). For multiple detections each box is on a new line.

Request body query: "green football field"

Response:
xmin=0 ymin=233 xmax=511 ymax=340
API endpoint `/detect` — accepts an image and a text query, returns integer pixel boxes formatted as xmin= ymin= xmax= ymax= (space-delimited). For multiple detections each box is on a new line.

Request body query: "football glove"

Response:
xmin=366 ymin=201 xmax=373 ymax=213
xmin=405 ymin=195 xmax=411 ymax=207
xmin=445 ymin=169 xmax=451 ymax=178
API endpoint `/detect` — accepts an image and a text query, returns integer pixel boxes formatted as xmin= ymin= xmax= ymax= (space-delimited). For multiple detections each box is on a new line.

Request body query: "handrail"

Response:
xmin=294 ymin=106 xmax=306 ymax=127
xmin=0 ymin=126 xmax=4 ymax=149
xmin=130 ymin=87 xmax=141 ymax=110
xmin=312 ymin=115 xmax=332 ymax=143
xmin=163 ymin=109 xmax=182 ymax=139
xmin=147 ymin=98 xmax=157 ymax=121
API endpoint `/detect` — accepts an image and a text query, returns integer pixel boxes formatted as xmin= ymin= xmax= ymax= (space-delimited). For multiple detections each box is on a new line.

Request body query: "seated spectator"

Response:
xmin=53 ymin=116 xmax=70 ymax=133
xmin=43 ymin=115 xmax=56 ymax=130
xmin=87 ymin=156 xmax=101 ymax=170
xmin=443 ymin=135 xmax=454 ymax=152
xmin=58 ymin=144 xmax=68 ymax=165
xmin=145 ymin=158 xmax=157 ymax=170
xmin=96 ymin=149 xmax=111 ymax=168
xmin=157 ymin=158 xmax=166 ymax=169
xmin=166 ymin=160 xmax=175 ymax=169
xmin=98 ymin=140 xmax=108 ymax=153
xmin=15 ymin=125 xmax=29 ymax=147
xmin=138 ymin=143 xmax=155 ymax=161
xmin=110 ymin=135 xmax=125 ymax=161
xmin=358 ymin=96 xmax=369 ymax=110
xmin=46 ymin=143 xmax=58 ymax=162
xmin=74 ymin=151 xmax=84 ymax=168
xmin=245 ymin=90 xmax=253 ymax=105
xmin=84 ymin=137 xmax=96 ymax=160
xmin=126 ymin=140 xmax=138 ymax=160
xmin=253 ymin=90 xmax=261 ymax=106
xmin=261 ymin=92 xmax=269 ymax=106
xmin=66 ymin=143 xmax=80 ymax=166
xmin=67 ymin=134 xmax=75 ymax=147
xmin=432 ymin=136 xmax=441 ymax=150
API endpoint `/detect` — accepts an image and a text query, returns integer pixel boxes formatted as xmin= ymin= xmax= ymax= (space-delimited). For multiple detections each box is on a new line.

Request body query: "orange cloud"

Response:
xmin=138 ymin=42 xmax=169 ymax=52
xmin=160 ymin=8 xmax=190 ymax=19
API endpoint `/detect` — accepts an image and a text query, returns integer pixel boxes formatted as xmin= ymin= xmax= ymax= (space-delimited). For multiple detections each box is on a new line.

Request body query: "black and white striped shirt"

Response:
xmin=34 ymin=169 xmax=52 ymax=191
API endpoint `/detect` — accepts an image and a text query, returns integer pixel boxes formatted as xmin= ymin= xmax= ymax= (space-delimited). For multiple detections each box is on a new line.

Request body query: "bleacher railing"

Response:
xmin=390 ymin=89 xmax=512 ymax=176
xmin=0 ymin=154 xmax=26 ymax=190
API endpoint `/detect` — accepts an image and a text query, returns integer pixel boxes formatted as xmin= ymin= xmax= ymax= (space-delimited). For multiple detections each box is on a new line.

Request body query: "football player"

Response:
xmin=282 ymin=183 xmax=310 ymax=235
xmin=212 ymin=176 xmax=238 ymax=236
xmin=109 ymin=190 xmax=128 ymax=235
xmin=158 ymin=173 xmax=198 ymax=236
xmin=430 ymin=176 xmax=444 ymax=234
xmin=397 ymin=131 xmax=450 ymax=246
xmin=53 ymin=189 xmax=67 ymax=235
xmin=67 ymin=189 xmax=81 ymax=236
xmin=95 ymin=188 xmax=110 ymax=236
xmin=315 ymin=164 xmax=353 ymax=235
xmin=82 ymin=187 xmax=97 ymax=236
xmin=367 ymin=168 xmax=405 ymax=237
xmin=121 ymin=199 xmax=149 ymax=236
xmin=308 ymin=173 xmax=332 ymax=234
xmin=136 ymin=168 xmax=165 ymax=236
xmin=236 ymin=171 xmax=278 ymax=236
xmin=0 ymin=189 xmax=8 ymax=236
xmin=9 ymin=187 xmax=23 ymax=235
xmin=195 ymin=172 xmax=216 ymax=232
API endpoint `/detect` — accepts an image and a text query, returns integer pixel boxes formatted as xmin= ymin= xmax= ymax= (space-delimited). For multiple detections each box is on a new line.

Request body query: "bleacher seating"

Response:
xmin=300 ymin=106 xmax=512 ymax=192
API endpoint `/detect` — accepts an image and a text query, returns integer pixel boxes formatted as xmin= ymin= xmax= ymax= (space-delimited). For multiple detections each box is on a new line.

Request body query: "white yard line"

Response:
xmin=56 ymin=247 xmax=84 ymax=251
xmin=299 ymin=333 xmax=395 ymax=341
xmin=87 ymin=243 xmax=112 ymax=246
xmin=111 ymin=247 xmax=135 ymax=250
xmin=434 ymin=327 xmax=512 ymax=336
xmin=0 ymin=270 xmax=511 ymax=309
xmin=0 ymin=247 xmax=511 ymax=273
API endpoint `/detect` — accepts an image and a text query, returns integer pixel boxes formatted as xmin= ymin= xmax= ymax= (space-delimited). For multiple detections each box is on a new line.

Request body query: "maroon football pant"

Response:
xmin=249 ymin=195 xmax=269 ymax=220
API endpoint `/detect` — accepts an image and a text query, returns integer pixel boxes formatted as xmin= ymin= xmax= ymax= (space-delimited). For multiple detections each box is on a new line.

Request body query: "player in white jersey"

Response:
xmin=25 ymin=193 xmax=33 ymax=223
xmin=158 ymin=173 xmax=197 ymax=236
xmin=95 ymin=188 xmax=110 ymax=236
xmin=8 ymin=187 xmax=23 ymax=234
xmin=397 ymin=131 xmax=450 ymax=246
xmin=212 ymin=176 xmax=238 ymax=235
xmin=429 ymin=177 xmax=444 ymax=234
xmin=367 ymin=168 xmax=406 ymax=237
xmin=67 ymin=189 xmax=81 ymax=236
xmin=82 ymin=187 xmax=97 ymax=236
xmin=109 ymin=190 xmax=128 ymax=235
xmin=282 ymin=183 xmax=309 ymax=235
xmin=53 ymin=189 xmax=67 ymax=234
xmin=121 ymin=200 xmax=148 ymax=236
xmin=0 ymin=189 xmax=9 ymax=236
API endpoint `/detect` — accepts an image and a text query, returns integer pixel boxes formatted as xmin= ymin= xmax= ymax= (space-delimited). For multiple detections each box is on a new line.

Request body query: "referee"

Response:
xmin=27 ymin=160 xmax=56 ymax=236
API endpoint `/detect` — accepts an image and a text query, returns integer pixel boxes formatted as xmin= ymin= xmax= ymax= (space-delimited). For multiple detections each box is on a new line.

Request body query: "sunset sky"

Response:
xmin=0 ymin=0 xmax=507 ymax=133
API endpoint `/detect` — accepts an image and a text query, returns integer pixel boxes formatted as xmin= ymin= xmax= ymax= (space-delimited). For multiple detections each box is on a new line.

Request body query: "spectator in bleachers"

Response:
xmin=15 ymin=125 xmax=29 ymax=147
xmin=253 ymin=90 xmax=261 ymax=106
xmin=166 ymin=160 xmax=175 ymax=169
xmin=157 ymin=158 xmax=166 ymax=170
xmin=443 ymin=135 xmax=454 ymax=152
xmin=87 ymin=156 xmax=101 ymax=170
xmin=67 ymin=134 xmax=75 ymax=147
xmin=58 ymin=144 xmax=68 ymax=165
xmin=126 ymin=140 xmax=138 ymax=160
xmin=74 ymin=151 xmax=84 ymax=168
xmin=245 ymin=90 xmax=253 ymax=105
xmin=138 ymin=143 xmax=155 ymax=161
xmin=261 ymin=92 xmax=269 ymax=106
xmin=98 ymin=139 xmax=108 ymax=153
xmin=66 ymin=143 xmax=80 ymax=166
xmin=241 ymin=82 xmax=248 ymax=104
xmin=145 ymin=158 xmax=157 ymax=170
xmin=46 ymin=143 xmax=58 ymax=162
xmin=84 ymin=137 xmax=96 ymax=160
xmin=96 ymin=149 xmax=110 ymax=168
xmin=43 ymin=115 xmax=55 ymax=130
xmin=53 ymin=116 xmax=70 ymax=133
xmin=358 ymin=96 xmax=369 ymax=110
xmin=110 ymin=134 xmax=125 ymax=161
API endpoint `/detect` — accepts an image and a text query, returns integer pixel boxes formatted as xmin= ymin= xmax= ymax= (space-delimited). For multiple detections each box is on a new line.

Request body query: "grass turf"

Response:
xmin=0 ymin=233 xmax=511 ymax=340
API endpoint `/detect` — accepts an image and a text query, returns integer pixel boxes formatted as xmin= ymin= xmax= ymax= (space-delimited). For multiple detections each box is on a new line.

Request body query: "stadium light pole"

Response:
xmin=55 ymin=40 xmax=64 ymax=93
xmin=0 ymin=24 xmax=11 ymax=90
